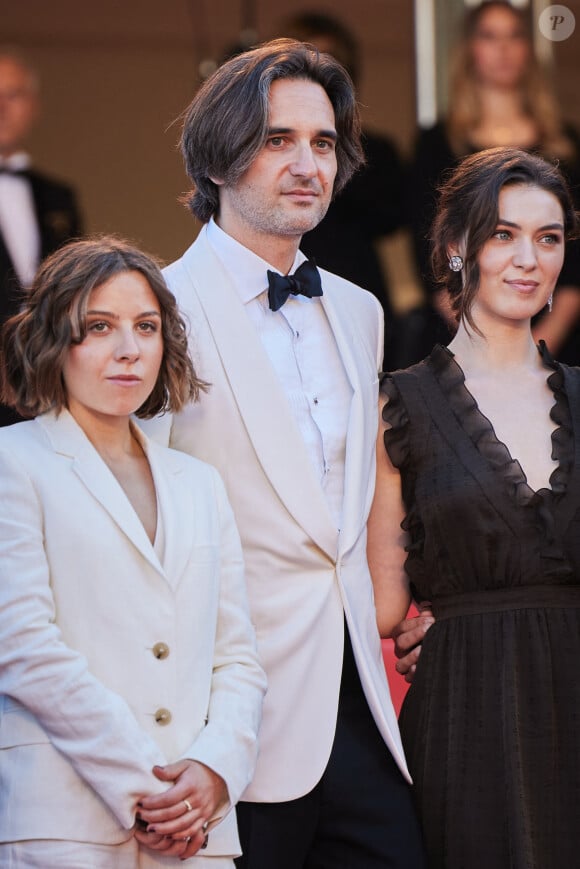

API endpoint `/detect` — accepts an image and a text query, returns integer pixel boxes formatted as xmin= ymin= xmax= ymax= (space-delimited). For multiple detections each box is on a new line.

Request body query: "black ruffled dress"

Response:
xmin=382 ymin=344 xmax=580 ymax=869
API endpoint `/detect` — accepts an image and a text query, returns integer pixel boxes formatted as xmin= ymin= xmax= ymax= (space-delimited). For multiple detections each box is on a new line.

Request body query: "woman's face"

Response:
xmin=62 ymin=270 xmax=164 ymax=428
xmin=469 ymin=5 xmax=530 ymax=88
xmin=471 ymin=183 xmax=565 ymax=327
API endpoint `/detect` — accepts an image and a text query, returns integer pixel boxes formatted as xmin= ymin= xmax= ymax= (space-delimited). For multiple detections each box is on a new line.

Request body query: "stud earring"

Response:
xmin=448 ymin=255 xmax=464 ymax=272
xmin=548 ymin=293 xmax=553 ymax=313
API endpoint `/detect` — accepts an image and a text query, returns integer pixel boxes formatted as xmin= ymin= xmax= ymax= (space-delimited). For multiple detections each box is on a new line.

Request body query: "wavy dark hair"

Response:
xmin=1 ymin=236 xmax=207 ymax=418
xmin=181 ymin=37 xmax=364 ymax=222
xmin=431 ymin=147 xmax=579 ymax=333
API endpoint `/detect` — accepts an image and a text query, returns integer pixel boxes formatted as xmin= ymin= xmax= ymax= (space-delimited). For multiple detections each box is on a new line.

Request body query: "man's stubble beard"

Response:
xmin=229 ymin=186 xmax=332 ymax=240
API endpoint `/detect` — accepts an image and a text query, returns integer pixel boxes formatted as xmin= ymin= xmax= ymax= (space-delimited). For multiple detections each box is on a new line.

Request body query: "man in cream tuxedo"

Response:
xmin=145 ymin=39 xmax=425 ymax=868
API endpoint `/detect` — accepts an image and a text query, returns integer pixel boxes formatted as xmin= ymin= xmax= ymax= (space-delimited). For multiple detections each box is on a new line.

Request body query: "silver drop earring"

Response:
xmin=548 ymin=293 xmax=553 ymax=313
xmin=448 ymin=255 xmax=464 ymax=272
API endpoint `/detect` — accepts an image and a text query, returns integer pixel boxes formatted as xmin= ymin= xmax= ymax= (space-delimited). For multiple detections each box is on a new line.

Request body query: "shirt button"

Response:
xmin=155 ymin=708 xmax=172 ymax=726
xmin=152 ymin=642 xmax=170 ymax=660
xmin=313 ymin=397 xmax=319 ymax=405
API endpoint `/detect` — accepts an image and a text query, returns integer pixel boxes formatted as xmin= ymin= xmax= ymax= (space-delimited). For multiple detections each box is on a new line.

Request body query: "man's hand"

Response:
xmin=392 ymin=606 xmax=434 ymax=683
xmin=136 ymin=760 xmax=228 ymax=858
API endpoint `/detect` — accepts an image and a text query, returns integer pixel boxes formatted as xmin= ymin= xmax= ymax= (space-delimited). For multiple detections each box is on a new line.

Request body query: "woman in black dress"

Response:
xmin=368 ymin=147 xmax=580 ymax=868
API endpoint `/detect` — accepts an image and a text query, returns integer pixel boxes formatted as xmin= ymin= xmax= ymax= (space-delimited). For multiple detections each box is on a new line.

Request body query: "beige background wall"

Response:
xmin=3 ymin=1 xmax=579 ymax=270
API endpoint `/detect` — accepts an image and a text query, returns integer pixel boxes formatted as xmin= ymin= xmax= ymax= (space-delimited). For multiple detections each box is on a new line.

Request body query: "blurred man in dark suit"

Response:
xmin=0 ymin=48 xmax=82 ymax=425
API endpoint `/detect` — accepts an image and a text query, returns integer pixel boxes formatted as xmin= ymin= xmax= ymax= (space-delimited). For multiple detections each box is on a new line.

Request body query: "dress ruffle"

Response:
xmin=430 ymin=342 xmax=574 ymax=579
xmin=380 ymin=373 xmax=426 ymax=588
xmin=382 ymin=344 xmax=576 ymax=588
xmin=428 ymin=343 xmax=573 ymax=504
xmin=379 ymin=374 xmax=410 ymax=471
xmin=541 ymin=341 xmax=574 ymax=501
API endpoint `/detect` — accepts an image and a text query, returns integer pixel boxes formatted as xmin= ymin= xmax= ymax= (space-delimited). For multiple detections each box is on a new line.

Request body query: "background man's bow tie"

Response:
xmin=0 ymin=167 xmax=30 ymax=178
xmin=267 ymin=260 xmax=323 ymax=312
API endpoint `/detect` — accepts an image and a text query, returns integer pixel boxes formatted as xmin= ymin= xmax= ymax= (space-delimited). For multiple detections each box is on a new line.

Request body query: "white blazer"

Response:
xmin=0 ymin=410 xmax=266 ymax=855
xmin=143 ymin=227 xmax=410 ymax=803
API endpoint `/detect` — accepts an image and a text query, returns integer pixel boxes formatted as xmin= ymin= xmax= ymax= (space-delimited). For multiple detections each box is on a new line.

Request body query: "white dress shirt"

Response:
xmin=0 ymin=151 xmax=40 ymax=288
xmin=206 ymin=219 xmax=352 ymax=530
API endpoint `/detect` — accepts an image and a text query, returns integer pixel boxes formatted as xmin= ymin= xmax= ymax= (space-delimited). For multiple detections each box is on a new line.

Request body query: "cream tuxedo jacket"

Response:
xmin=144 ymin=227 xmax=411 ymax=802
xmin=0 ymin=410 xmax=266 ymax=854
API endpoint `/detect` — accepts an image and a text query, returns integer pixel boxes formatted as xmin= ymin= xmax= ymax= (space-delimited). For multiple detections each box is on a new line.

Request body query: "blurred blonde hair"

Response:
xmin=447 ymin=1 xmax=574 ymax=161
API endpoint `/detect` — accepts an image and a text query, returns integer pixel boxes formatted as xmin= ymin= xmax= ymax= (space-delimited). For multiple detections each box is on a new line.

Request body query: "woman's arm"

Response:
xmin=367 ymin=399 xmax=413 ymax=637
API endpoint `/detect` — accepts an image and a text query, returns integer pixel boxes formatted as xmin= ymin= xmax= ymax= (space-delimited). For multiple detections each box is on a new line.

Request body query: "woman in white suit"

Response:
xmin=0 ymin=237 xmax=266 ymax=868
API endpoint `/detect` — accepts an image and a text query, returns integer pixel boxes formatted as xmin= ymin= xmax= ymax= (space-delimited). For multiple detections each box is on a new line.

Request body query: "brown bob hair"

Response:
xmin=1 ymin=236 xmax=207 ymax=418
xmin=431 ymin=147 xmax=579 ymax=333
xmin=181 ymin=37 xmax=364 ymax=223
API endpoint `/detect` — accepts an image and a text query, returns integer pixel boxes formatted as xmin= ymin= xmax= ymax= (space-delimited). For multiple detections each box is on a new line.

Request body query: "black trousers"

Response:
xmin=235 ymin=628 xmax=426 ymax=869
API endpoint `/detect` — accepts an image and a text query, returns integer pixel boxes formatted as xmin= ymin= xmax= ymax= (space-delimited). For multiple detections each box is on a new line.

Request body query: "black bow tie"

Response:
xmin=267 ymin=260 xmax=323 ymax=312
xmin=0 ymin=167 xmax=29 ymax=178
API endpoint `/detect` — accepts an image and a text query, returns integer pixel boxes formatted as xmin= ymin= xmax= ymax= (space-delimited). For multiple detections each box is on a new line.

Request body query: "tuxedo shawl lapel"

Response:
xmin=181 ymin=235 xmax=338 ymax=559
xmin=320 ymin=289 xmax=374 ymax=558
xmin=38 ymin=411 xmax=166 ymax=579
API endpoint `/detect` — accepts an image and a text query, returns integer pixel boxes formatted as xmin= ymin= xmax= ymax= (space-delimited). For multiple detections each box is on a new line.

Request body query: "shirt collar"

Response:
xmin=205 ymin=217 xmax=306 ymax=306
xmin=0 ymin=152 xmax=31 ymax=171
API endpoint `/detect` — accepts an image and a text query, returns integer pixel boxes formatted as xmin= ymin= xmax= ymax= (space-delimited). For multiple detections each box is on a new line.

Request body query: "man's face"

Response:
xmin=217 ymin=77 xmax=338 ymax=255
xmin=0 ymin=59 xmax=38 ymax=158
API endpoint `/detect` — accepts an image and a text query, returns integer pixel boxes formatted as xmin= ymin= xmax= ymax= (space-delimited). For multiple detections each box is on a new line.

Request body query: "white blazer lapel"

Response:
xmin=137 ymin=432 xmax=191 ymax=587
xmin=320 ymin=290 xmax=378 ymax=556
xmin=38 ymin=411 xmax=166 ymax=578
xmin=182 ymin=236 xmax=338 ymax=559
